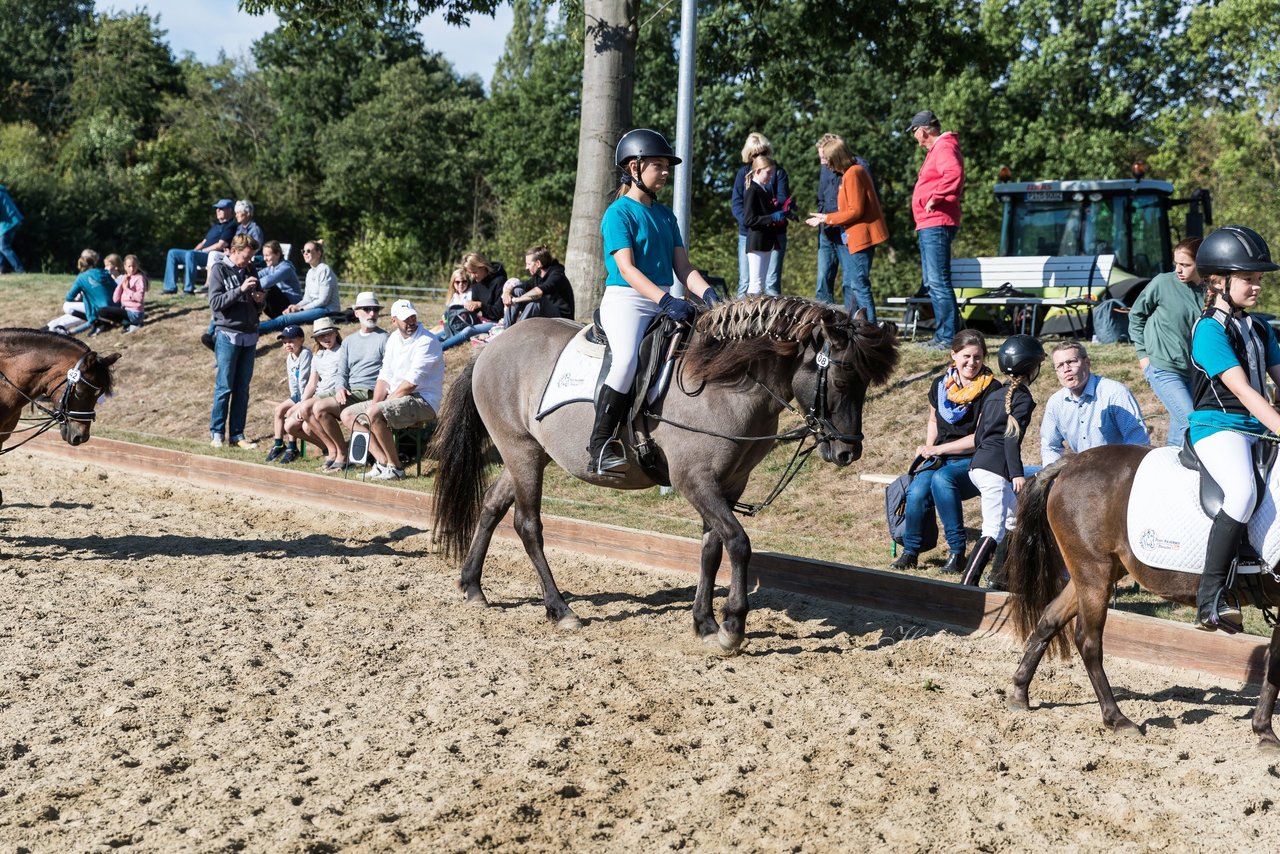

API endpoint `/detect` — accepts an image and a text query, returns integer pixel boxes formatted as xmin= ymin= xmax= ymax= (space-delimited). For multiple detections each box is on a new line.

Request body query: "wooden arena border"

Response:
xmin=26 ymin=434 xmax=1272 ymax=685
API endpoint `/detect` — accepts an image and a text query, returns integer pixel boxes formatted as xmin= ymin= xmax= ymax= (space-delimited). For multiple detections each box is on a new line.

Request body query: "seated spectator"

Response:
xmin=1041 ymin=341 xmax=1149 ymax=463
xmin=103 ymin=253 xmax=125 ymax=285
xmin=502 ymin=244 xmax=575 ymax=327
xmin=889 ymin=329 xmax=997 ymax=574
xmin=265 ymin=325 xmax=312 ymax=464
xmin=47 ymin=249 xmax=119 ymax=336
xmin=111 ymin=255 xmax=149 ymax=334
xmin=346 ymin=299 xmax=444 ymax=480
xmin=282 ymin=318 xmax=347 ymax=471
xmin=319 ymin=292 xmax=389 ymax=459
xmin=163 ymin=198 xmax=236 ymax=294
xmin=208 ymin=200 xmax=266 ymax=270
xmin=437 ymin=266 xmax=496 ymax=350
xmin=257 ymin=239 xmax=341 ymax=335
xmin=258 ymin=240 xmax=303 ymax=317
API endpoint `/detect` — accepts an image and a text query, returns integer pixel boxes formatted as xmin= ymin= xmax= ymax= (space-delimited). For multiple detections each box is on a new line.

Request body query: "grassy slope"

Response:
xmin=4 ymin=273 xmax=1255 ymax=632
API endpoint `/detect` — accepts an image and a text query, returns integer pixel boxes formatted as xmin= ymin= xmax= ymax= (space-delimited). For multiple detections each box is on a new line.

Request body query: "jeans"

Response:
xmin=902 ymin=455 xmax=979 ymax=554
xmin=0 ymin=224 xmax=24 ymax=273
xmin=1143 ymin=364 xmax=1194 ymax=447
xmin=815 ymin=230 xmax=877 ymax=321
xmin=258 ymin=307 xmax=332 ymax=335
xmin=210 ymin=331 xmax=256 ymax=441
xmin=918 ymin=225 xmax=959 ymax=345
xmin=438 ymin=321 xmax=496 ymax=351
xmin=736 ymin=233 xmax=785 ymax=297
xmin=164 ymin=248 xmax=209 ymax=293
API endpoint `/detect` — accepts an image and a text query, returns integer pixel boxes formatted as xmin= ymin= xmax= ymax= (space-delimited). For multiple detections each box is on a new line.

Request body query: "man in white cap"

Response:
xmin=344 ymin=298 xmax=443 ymax=479
xmin=311 ymin=291 xmax=388 ymax=457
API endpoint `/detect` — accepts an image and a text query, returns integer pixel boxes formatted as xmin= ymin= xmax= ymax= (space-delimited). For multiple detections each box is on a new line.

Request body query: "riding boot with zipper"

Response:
xmin=586 ymin=385 xmax=631 ymax=476
xmin=960 ymin=536 xmax=998 ymax=586
xmin=1195 ymin=510 xmax=1245 ymax=633
xmin=986 ymin=535 xmax=1011 ymax=591
xmin=940 ymin=547 xmax=966 ymax=575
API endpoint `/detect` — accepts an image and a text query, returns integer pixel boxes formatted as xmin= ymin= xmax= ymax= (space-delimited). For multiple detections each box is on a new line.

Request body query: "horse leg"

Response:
xmin=1010 ymin=580 xmax=1078 ymax=711
xmin=1252 ymin=625 xmax=1280 ymax=751
xmin=456 ymin=468 xmax=517 ymax=606
xmin=1071 ymin=575 xmax=1138 ymax=734
xmin=505 ymin=455 xmax=582 ymax=630
xmin=691 ymin=522 xmax=725 ymax=642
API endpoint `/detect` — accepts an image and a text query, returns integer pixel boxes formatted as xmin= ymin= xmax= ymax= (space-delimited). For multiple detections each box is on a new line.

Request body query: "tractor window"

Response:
xmin=1129 ymin=195 xmax=1166 ymax=279
xmin=1007 ymin=201 xmax=1081 ymax=256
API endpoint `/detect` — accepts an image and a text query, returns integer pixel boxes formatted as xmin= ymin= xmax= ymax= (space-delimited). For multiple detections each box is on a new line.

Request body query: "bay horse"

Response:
xmin=430 ymin=297 xmax=898 ymax=653
xmin=0 ymin=328 xmax=119 ymax=455
xmin=1005 ymin=444 xmax=1280 ymax=749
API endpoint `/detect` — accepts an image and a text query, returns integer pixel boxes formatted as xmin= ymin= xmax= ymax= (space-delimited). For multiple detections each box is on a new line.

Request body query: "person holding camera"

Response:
xmin=208 ymin=233 xmax=265 ymax=449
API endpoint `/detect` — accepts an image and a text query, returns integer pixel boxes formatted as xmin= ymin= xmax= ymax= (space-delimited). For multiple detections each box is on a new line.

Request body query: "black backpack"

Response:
xmin=885 ymin=455 xmax=939 ymax=552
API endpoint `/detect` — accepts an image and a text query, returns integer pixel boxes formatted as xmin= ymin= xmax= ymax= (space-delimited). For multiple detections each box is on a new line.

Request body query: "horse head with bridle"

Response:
xmin=0 ymin=328 xmax=119 ymax=452
xmin=430 ymin=296 xmax=898 ymax=652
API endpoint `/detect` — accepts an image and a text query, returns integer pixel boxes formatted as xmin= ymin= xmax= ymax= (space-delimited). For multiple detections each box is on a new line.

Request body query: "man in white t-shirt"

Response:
xmin=344 ymin=299 xmax=444 ymax=480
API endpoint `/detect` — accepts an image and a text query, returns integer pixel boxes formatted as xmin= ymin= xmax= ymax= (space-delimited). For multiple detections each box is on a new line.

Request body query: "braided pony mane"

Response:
xmin=683 ymin=296 xmax=899 ymax=386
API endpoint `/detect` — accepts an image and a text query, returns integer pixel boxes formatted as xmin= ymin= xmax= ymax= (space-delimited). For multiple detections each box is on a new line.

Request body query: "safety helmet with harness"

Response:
xmin=615 ymin=129 xmax=681 ymax=201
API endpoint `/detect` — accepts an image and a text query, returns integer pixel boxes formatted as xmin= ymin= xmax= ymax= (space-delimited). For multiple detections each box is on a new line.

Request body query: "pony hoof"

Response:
xmin=1006 ymin=696 xmax=1030 ymax=713
xmin=1255 ymin=736 xmax=1280 ymax=755
xmin=556 ymin=614 xmax=583 ymax=630
xmin=716 ymin=627 xmax=744 ymax=655
xmin=1110 ymin=719 xmax=1141 ymax=737
xmin=462 ymin=590 xmax=488 ymax=607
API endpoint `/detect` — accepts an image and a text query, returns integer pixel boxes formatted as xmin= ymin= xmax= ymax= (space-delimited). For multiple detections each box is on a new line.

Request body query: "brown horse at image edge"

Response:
xmin=1005 ymin=443 xmax=1280 ymax=749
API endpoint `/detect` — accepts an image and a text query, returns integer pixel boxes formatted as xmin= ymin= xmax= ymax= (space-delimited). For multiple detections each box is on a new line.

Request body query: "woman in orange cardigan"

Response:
xmin=805 ymin=137 xmax=888 ymax=320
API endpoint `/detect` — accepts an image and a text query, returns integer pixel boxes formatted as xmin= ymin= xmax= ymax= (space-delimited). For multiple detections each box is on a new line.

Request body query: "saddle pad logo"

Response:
xmin=1138 ymin=528 xmax=1181 ymax=553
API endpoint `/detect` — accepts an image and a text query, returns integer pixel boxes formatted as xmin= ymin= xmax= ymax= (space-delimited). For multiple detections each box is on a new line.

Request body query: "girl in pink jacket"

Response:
xmin=113 ymin=254 xmax=149 ymax=333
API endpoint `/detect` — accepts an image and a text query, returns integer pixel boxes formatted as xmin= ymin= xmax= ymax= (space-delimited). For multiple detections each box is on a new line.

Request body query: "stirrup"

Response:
xmin=1195 ymin=591 xmax=1244 ymax=634
xmin=588 ymin=439 xmax=630 ymax=476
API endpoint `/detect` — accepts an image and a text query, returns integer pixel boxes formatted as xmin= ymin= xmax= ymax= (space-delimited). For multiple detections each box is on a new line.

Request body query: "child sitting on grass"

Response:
xmin=113 ymin=255 xmax=149 ymax=333
xmin=265 ymin=325 xmax=313 ymax=464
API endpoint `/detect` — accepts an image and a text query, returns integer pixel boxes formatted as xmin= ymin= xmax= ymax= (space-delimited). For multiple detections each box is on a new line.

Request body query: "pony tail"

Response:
xmin=1003 ymin=376 xmax=1024 ymax=438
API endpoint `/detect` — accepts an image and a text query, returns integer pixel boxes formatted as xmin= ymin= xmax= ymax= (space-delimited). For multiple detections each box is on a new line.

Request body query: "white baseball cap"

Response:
xmin=390 ymin=299 xmax=417 ymax=321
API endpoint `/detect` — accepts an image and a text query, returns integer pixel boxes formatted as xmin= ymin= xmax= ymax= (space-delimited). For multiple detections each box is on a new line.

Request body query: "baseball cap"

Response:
xmin=390 ymin=299 xmax=417 ymax=321
xmin=277 ymin=325 xmax=304 ymax=340
xmin=354 ymin=291 xmax=381 ymax=309
xmin=906 ymin=110 xmax=938 ymax=133
xmin=213 ymin=198 xmax=234 ymax=209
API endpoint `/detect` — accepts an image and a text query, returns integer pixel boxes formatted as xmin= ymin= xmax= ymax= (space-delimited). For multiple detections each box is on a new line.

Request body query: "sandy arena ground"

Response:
xmin=0 ymin=450 xmax=1277 ymax=852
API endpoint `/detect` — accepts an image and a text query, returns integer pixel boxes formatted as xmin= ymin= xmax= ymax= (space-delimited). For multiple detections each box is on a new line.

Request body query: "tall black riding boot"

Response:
xmin=1195 ymin=510 xmax=1245 ymax=633
xmin=986 ymin=536 xmax=1011 ymax=591
xmin=960 ymin=536 xmax=998 ymax=587
xmin=586 ymin=385 xmax=631 ymax=475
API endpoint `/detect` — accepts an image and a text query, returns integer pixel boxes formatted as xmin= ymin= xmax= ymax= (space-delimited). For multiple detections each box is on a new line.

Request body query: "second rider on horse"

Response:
xmin=589 ymin=129 xmax=722 ymax=475
xmin=1188 ymin=225 xmax=1280 ymax=632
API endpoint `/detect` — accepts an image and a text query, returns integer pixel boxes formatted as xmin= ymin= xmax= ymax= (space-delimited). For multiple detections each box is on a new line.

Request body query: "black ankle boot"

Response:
xmin=1195 ymin=510 xmax=1245 ymax=633
xmin=986 ymin=536 xmax=1011 ymax=591
xmin=960 ymin=536 xmax=998 ymax=586
xmin=586 ymin=385 xmax=631 ymax=475
xmin=890 ymin=551 xmax=918 ymax=570
xmin=940 ymin=549 xmax=966 ymax=574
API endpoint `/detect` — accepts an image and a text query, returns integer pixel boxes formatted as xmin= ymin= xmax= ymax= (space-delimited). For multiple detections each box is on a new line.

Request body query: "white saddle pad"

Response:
xmin=1127 ymin=446 xmax=1277 ymax=574
xmin=537 ymin=325 xmax=606 ymax=420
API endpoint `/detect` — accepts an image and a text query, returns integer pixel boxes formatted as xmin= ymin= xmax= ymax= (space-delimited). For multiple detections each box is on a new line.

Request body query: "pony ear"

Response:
xmin=97 ymin=352 xmax=122 ymax=367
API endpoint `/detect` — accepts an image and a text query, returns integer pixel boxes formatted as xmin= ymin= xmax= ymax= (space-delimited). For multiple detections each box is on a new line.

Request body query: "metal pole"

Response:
xmin=671 ymin=0 xmax=696 ymax=298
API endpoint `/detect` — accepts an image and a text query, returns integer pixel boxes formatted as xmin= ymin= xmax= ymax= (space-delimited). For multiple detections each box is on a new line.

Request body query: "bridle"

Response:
xmin=0 ymin=354 xmax=103 ymax=454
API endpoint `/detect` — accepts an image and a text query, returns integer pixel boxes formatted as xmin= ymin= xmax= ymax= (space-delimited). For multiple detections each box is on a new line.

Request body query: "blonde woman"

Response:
xmin=730 ymin=131 xmax=789 ymax=297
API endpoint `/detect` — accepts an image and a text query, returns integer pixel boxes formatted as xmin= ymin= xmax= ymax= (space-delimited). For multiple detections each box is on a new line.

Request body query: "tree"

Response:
xmin=0 ymin=0 xmax=93 ymax=131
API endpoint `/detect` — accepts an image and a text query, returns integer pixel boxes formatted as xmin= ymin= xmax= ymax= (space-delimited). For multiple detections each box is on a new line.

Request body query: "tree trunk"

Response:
xmin=564 ymin=0 xmax=637 ymax=321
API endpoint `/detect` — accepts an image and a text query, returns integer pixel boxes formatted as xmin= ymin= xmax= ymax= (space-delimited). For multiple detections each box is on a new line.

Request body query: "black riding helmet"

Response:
xmin=997 ymin=334 xmax=1046 ymax=378
xmin=615 ymin=128 xmax=681 ymax=199
xmin=1195 ymin=225 xmax=1280 ymax=275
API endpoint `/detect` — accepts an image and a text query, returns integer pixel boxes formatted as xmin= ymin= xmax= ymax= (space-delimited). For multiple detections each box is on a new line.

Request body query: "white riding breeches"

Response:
xmin=1193 ymin=429 xmax=1259 ymax=523
xmin=599 ymin=284 xmax=666 ymax=392
xmin=746 ymin=250 xmax=769 ymax=296
xmin=969 ymin=467 xmax=1016 ymax=541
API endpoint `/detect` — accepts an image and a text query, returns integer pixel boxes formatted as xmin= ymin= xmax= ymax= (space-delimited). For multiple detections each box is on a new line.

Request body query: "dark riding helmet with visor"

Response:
xmin=616 ymin=129 xmax=680 ymax=199
xmin=1195 ymin=225 xmax=1279 ymax=276
xmin=997 ymin=334 xmax=1046 ymax=378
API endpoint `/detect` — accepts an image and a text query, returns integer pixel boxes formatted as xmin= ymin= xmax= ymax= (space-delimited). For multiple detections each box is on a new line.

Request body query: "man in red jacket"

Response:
xmin=909 ymin=110 xmax=965 ymax=350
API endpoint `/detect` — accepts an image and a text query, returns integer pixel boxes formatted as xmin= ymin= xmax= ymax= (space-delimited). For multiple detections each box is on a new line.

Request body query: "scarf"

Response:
xmin=938 ymin=366 xmax=994 ymax=424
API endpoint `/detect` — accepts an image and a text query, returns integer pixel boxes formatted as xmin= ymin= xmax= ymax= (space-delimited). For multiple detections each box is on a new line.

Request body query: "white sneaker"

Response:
xmin=234 ymin=439 xmax=258 ymax=450
xmin=210 ymin=436 xmax=224 ymax=448
xmin=370 ymin=464 xmax=405 ymax=481
xmin=123 ymin=324 xmax=141 ymax=334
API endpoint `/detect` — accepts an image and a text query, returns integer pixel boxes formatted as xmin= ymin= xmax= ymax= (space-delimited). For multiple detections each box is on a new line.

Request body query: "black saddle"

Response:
xmin=1177 ymin=429 xmax=1277 ymax=520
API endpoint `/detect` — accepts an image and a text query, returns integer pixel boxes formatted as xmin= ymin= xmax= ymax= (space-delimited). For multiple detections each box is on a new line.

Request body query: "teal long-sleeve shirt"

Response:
xmin=1128 ymin=271 xmax=1205 ymax=375
xmin=64 ymin=268 xmax=117 ymax=323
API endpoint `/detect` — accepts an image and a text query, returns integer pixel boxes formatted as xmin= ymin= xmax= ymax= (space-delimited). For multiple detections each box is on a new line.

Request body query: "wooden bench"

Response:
xmin=887 ymin=254 xmax=1115 ymax=339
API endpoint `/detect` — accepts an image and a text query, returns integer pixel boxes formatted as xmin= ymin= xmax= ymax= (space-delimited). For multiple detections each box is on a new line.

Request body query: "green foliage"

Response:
xmin=0 ymin=0 xmax=92 ymax=131
xmin=341 ymin=223 xmax=433 ymax=285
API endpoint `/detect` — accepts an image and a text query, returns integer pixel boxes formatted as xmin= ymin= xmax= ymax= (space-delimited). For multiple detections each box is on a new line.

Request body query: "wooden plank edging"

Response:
xmin=24 ymin=434 xmax=1271 ymax=684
